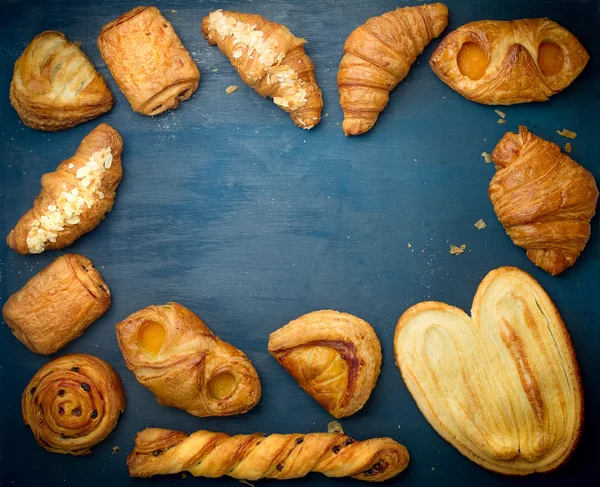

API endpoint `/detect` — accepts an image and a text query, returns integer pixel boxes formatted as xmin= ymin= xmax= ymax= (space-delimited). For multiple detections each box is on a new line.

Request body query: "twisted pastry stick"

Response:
xmin=128 ymin=428 xmax=409 ymax=482
xmin=22 ymin=354 xmax=125 ymax=455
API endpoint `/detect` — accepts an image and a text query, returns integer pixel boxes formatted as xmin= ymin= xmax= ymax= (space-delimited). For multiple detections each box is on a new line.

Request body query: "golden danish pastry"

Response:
xmin=202 ymin=10 xmax=323 ymax=129
xmin=268 ymin=310 xmax=381 ymax=418
xmin=97 ymin=6 xmax=200 ymax=116
xmin=9 ymin=31 xmax=113 ymax=131
xmin=490 ymin=126 xmax=598 ymax=275
xmin=430 ymin=18 xmax=589 ymax=104
xmin=116 ymin=302 xmax=261 ymax=417
xmin=6 ymin=123 xmax=123 ymax=255
xmin=2 ymin=254 xmax=110 ymax=355
xmin=394 ymin=267 xmax=583 ymax=475
xmin=22 ymin=354 xmax=126 ymax=455
xmin=128 ymin=427 xmax=409 ymax=481
xmin=338 ymin=3 xmax=449 ymax=135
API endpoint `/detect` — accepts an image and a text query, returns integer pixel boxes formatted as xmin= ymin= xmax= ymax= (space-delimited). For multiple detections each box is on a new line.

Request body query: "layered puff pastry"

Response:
xmin=338 ymin=3 xmax=449 ymax=135
xmin=116 ymin=302 xmax=261 ymax=417
xmin=23 ymin=354 xmax=125 ymax=455
xmin=128 ymin=428 xmax=409 ymax=482
xmin=2 ymin=254 xmax=110 ymax=355
xmin=10 ymin=31 xmax=113 ymax=131
xmin=6 ymin=123 xmax=123 ymax=255
xmin=268 ymin=310 xmax=381 ymax=418
xmin=202 ymin=10 xmax=323 ymax=129
xmin=490 ymin=127 xmax=598 ymax=275
xmin=98 ymin=6 xmax=199 ymax=116
xmin=430 ymin=18 xmax=589 ymax=104
xmin=394 ymin=267 xmax=583 ymax=475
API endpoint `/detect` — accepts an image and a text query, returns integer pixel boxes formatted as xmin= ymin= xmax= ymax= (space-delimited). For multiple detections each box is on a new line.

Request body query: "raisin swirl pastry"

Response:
xmin=128 ymin=428 xmax=409 ymax=482
xmin=116 ymin=302 xmax=261 ymax=417
xmin=22 ymin=354 xmax=126 ymax=455
xmin=268 ymin=310 xmax=381 ymax=418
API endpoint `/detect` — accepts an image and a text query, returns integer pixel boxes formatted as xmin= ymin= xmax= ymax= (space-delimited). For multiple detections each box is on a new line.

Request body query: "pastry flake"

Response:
xmin=338 ymin=3 xmax=449 ymax=135
xmin=116 ymin=302 xmax=261 ymax=417
xmin=98 ymin=6 xmax=200 ymax=116
xmin=489 ymin=126 xmax=598 ymax=275
xmin=268 ymin=310 xmax=381 ymax=418
xmin=394 ymin=267 xmax=583 ymax=475
xmin=128 ymin=428 xmax=409 ymax=481
xmin=430 ymin=19 xmax=589 ymax=104
xmin=10 ymin=31 xmax=113 ymax=131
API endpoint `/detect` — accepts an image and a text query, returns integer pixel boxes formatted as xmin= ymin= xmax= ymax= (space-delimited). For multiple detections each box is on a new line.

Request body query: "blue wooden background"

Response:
xmin=0 ymin=0 xmax=598 ymax=485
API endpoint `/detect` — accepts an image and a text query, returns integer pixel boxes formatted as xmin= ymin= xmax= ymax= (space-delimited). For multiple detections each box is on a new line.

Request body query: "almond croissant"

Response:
xmin=202 ymin=10 xmax=323 ymax=129
xmin=489 ymin=127 xmax=598 ymax=275
xmin=338 ymin=3 xmax=449 ymax=136
xmin=128 ymin=428 xmax=409 ymax=482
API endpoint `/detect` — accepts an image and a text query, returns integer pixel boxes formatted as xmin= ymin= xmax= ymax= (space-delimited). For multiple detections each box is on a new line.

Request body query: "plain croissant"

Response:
xmin=338 ymin=3 xmax=449 ymax=135
xmin=128 ymin=428 xmax=409 ymax=482
xmin=489 ymin=126 xmax=598 ymax=275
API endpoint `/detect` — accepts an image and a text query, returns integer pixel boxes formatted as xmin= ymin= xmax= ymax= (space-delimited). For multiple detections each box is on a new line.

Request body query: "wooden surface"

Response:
xmin=0 ymin=0 xmax=599 ymax=485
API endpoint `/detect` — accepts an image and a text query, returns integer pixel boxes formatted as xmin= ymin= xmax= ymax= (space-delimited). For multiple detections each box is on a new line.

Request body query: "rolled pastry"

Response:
xmin=128 ymin=428 xmax=409 ymax=482
xmin=430 ymin=18 xmax=589 ymax=104
xmin=394 ymin=267 xmax=583 ymax=474
xmin=268 ymin=310 xmax=381 ymax=418
xmin=97 ymin=6 xmax=200 ymax=115
xmin=22 ymin=354 xmax=126 ymax=455
xmin=10 ymin=31 xmax=113 ymax=131
xmin=116 ymin=302 xmax=261 ymax=417
xmin=2 ymin=254 xmax=110 ymax=355
xmin=6 ymin=123 xmax=123 ymax=255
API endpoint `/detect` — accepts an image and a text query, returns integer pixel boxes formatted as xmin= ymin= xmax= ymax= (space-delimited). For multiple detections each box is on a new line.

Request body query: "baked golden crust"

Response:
xmin=490 ymin=126 xmax=598 ymax=275
xmin=116 ymin=302 xmax=261 ymax=417
xmin=268 ymin=310 xmax=381 ymax=418
xmin=338 ymin=3 xmax=449 ymax=135
xmin=97 ymin=6 xmax=199 ymax=115
xmin=128 ymin=428 xmax=409 ymax=481
xmin=22 ymin=354 xmax=125 ymax=455
xmin=202 ymin=10 xmax=323 ymax=129
xmin=430 ymin=18 xmax=589 ymax=104
xmin=394 ymin=266 xmax=583 ymax=475
xmin=6 ymin=123 xmax=123 ymax=255
xmin=2 ymin=254 xmax=110 ymax=355
xmin=10 ymin=31 xmax=113 ymax=131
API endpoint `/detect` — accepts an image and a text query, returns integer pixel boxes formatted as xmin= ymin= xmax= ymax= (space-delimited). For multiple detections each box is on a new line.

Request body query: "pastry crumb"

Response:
xmin=225 ymin=85 xmax=239 ymax=95
xmin=564 ymin=142 xmax=572 ymax=153
xmin=481 ymin=152 xmax=492 ymax=163
xmin=181 ymin=472 xmax=187 ymax=479
xmin=494 ymin=109 xmax=506 ymax=119
xmin=171 ymin=9 xmax=176 ymax=13
xmin=557 ymin=129 xmax=577 ymax=139
xmin=408 ymin=243 xmax=412 ymax=248
xmin=497 ymin=119 xmax=506 ymax=124
xmin=112 ymin=446 xmax=119 ymax=454
xmin=328 ymin=420 xmax=344 ymax=434
xmin=432 ymin=467 xmax=436 ymax=471
xmin=449 ymin=244 xmax=466 ymax=255
xmin=212 ymin=68 xmax=218 ymax=72
xmin=474 ymin=219 xmax=486 ymax=230
xmin=324 ymin=113 xmax=329 ymax=117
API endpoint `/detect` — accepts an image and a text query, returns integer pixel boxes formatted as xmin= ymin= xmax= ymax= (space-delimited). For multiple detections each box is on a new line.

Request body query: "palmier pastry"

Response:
xmin=490 ymin=126 xmax=598 ymax=275
xmin=2 ymin=254 xmax=110 ymax=355
xmin=97 ymin=6 xmax=200 ymax=116
xmin=430 ymin=19 xmax=589 ymax=104
xmin=394 ymin=267 xmax=583 ymax=475
xmin=6 ymin=123 xmax=123 ymax=255
xmin=268 ymin=310 xmax=381 ymax=418
xmin=338 ymin=3 xmax=449 ymax=135
xmin=22 ymin=354 xmax=126 ymax=455
xmin=10 ymin=31 xmax=113 ymax=131
xmin=128 ymin=428 xmax=409 ymax=481
xmin=116 ymin=302 xmax=260 ymax=417
xmin=202 ymin=10 xmax=323 ymax=129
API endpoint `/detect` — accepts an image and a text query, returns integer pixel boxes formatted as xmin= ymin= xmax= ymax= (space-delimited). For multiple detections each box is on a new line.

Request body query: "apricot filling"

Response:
xmin=208 ymin=372 xmax=237 ymax=399
xmin=138 ymin=321 xmax=166 ymax=356
xmin=457 ymin=42 xmax=489 ymax=80
xmin=538 ymin=42 xmax=564 ymax=76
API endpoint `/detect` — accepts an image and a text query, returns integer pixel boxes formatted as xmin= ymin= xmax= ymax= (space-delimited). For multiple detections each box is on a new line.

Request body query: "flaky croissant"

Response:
xmin=10 ymin=31 xmax=113 ymax=131
xmin=489 ymin=126 xmax=598 ymax=275
xmin=116 ymin=302 xmax=260 ymax=417
xmin=6 ymin=123 xmax=123 ymax=255
xmin=268 ymin=310 xmax=381 ymax=418
xmin=23 ymin=354 xmax=126 ymax=455
xmin=128 ymin=428 xmax=409 ymax=482
xmin=430 ymin=19 xmax=589 ymax=104
xmin=338 ymin=3 xmax=449 ymax=135
xmin=394 ymin=267 xmax=583 ymax=474
xmin=202 ymin=10 xmax=323 ymax=129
